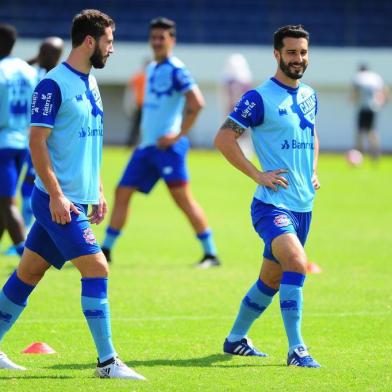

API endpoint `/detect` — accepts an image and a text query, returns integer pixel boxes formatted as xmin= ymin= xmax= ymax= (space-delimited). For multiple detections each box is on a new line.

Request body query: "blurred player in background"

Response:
xmin=351 ymin=64 xmax=389 ymax=159
xmin=0 ymin=24 xmax=37 ymax=256
xmin=19 ymin=36 xmax=64 ymax=230
xmin=222 ymin=53 xmax=254 ymax=158
xmin=0 ymin=10 xmax=145 ymax=380
xmin=215 ymin=25 xmax=321 ymax=367
xmin=102 ymin=17 xmax=220 ymax=268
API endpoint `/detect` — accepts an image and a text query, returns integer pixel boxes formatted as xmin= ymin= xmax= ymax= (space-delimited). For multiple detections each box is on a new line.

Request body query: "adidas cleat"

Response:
xmin=223 ymin=337 xmax=267 ymax=357
xmin=287 ymin=346 xmax=321 ymax=368
xmin=196 ymin=254 xmax=221 ymax=269
xmin=0 ymin=352 xmax=26 ymax=370
xmin=95 ymin=357 xmax=146 ymax=380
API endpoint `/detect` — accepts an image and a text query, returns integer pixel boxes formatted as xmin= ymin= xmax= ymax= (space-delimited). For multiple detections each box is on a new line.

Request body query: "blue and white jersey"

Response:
xmin=31 ymin=62 xmax=104 ymax=204
xmin=140 ymin=56 xmax=196 ymax=147
xmin=229 ymin=77 xmax=318 ymax=212
xmin=0 ymin=56 xmax=38 ymax=149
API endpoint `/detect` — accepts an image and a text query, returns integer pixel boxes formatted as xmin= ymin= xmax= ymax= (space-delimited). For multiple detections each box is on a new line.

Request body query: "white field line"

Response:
xmin=18 ymin=310 xmax=391 ymax=324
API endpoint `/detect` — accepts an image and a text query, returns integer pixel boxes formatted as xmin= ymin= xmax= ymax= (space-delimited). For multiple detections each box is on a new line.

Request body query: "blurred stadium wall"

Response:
xmin=5 ymin=0 xmax=392 ymax=151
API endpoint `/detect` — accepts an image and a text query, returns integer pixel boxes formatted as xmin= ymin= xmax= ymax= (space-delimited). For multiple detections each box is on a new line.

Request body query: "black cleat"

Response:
xmin=196 ymin=254 xmax=221 ymax=269
xmin=102 ymin=247 xmax=112 ymax=263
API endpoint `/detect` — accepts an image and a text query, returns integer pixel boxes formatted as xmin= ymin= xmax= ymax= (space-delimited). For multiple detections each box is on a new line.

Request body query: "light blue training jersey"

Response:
xmin=229 ymin=77 xmax=318 ymax=212
xmin=0 ymin=56 xmax=38 ymax=149
xmin=31 ymin=62 xmax=104 ymax=204
xmin=140 ymin=56 xmax=196 ymax=147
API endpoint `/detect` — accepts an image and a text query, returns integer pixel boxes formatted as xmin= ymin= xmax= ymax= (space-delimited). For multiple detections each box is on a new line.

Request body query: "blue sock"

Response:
xmin=0 ymin=271 xmax=35 ymax=342
xmin=102 ymin=227 xmax=121 ymax=250
xmin=22 ymin=196 xmax=34 ymax=228
xmin=15 ymin=241 xmax=25 ymax=256
xmin=228 ymin=279 xmax=278 ymax=342
xmin=81 ymin=278 xmax=116 ymax=362
xmin=196 ymin=229 xmax=217 ymax=256
xmin=279 ymin=271 xmax=306 ymax=353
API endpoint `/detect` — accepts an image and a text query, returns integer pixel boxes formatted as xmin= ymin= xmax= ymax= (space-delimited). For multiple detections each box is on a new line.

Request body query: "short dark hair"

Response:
xmin=149 ymin=17 xmax=176 ymax=37
xmin=273 ymin=25 xmax=309 ymax=50
xmin=0 ymin=23 xmax=17 ymax=57
xmin=71 ymin=9 xmax=115 ymax=48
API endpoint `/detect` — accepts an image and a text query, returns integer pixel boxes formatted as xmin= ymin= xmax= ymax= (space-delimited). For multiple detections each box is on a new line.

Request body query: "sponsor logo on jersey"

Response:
xmin=79 ymin=126 xmax=103 ymax=138
xmin=281 ymin=140 xmax=290 ymax=149
xmin=42 ymin=92 xmax=53 ymax=116
xmin=281 ymin=139 xmax=314 ymax=150
xmin=240 ymin=99 xmax=256 ymax=119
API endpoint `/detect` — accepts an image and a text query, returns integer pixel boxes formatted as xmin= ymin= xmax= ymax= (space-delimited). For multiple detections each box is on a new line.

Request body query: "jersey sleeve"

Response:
xmin=31 ymin=78 xmax=62 ymax=128
xmin=173 ymin=67 xmax=196 ymax=93
xmin=228 ymin=90 xmax=264 ymax=129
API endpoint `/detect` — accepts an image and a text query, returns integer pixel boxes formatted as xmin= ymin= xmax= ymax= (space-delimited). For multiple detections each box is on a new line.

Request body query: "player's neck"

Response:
xmin=66 ymin=51 xmax=92 ymax=74
xmin=274 ymin=70 xmax=300 ymax=89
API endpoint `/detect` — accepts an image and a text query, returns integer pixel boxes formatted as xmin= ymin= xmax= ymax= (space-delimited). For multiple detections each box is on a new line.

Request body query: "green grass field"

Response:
xmin=0 ymin=148 xmax=391 ymax=391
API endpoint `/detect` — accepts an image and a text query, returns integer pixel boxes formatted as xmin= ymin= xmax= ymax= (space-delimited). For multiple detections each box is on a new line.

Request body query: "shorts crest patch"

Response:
xmin=274 ymin=214 xmax=291 ymax=227
xmin=83 ymin=228 xmax=97 ymax=245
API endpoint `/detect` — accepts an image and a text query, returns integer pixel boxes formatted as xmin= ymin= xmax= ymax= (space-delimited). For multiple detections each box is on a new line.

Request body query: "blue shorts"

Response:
xmin=119 ymin=137 xmax=190 ymax=194
xmin=0 ymin=148 xmax=28 ymax=197
xmin=251 ymin=198 xmax=312 ymax=263
xmin=25 ymin=187 xmax=101 ymax=269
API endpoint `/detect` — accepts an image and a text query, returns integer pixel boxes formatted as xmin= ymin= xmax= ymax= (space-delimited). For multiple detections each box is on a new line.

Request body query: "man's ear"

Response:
xmin=85 ymin=35 xmax=95 ymax=49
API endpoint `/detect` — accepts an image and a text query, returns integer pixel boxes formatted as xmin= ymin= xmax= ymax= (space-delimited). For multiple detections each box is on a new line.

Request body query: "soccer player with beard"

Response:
xmin=0 ymin=10 xmax=145 ymax=380
xmin=215 ymin=25 xmax=321 ymax=367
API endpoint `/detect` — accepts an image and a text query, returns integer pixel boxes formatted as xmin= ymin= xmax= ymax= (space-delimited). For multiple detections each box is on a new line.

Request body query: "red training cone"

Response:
xmin=21 ymin=342 xmax=56 ymax=354
xmin=306 ymin=262 xmax=322 ymax=274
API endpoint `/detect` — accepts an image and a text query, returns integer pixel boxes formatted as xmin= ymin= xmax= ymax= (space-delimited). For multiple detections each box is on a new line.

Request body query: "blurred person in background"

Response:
xmin=222 ymin=53 xmax=254 ymax=158
xmin=102 ymin=17 xmax=221 ymax=268
xmin=21 ymin=36 xmax=64 ymax=230
xmin=215 ymin=25 xmax=321 ymax=368
xmin=351 ymin=64 xmax=389 ymax=160
xmin=123 ymin=58 xmax=148 ymax=146
xmin=0 ymin=24 xmax=37 ymax=257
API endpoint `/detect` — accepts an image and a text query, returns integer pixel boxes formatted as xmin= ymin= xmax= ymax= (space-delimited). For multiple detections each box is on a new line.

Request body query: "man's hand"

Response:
xmin=49 ymin=194 xmax=80 ymax=225
xmin=157 ymin=132 xmax=180 ymax=149
xmin=254 ymin=169 xmax=289 ymax=192
xmin=312 ymin=172 xmax=321 ymax=190
xmin=88 ymin=192 xmax=108 ymax=225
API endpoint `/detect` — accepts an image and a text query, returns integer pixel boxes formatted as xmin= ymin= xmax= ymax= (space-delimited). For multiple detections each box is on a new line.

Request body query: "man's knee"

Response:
xmin=114 ymin=186 xmax=134 ymax=205
xmin=73 ymin=252 xmax=109 ymax=278
xmin=17 ymin=249 xmax=51 ymax=285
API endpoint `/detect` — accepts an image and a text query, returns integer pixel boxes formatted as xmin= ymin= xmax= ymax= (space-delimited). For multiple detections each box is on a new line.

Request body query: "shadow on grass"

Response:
xmin=47 ymin=354 xmax=285 ymax=370
xmin=0 ymin=375 xmax=72 ymax=380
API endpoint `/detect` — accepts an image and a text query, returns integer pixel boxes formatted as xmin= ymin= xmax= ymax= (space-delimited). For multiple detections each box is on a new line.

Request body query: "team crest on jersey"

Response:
xmin=83 ymin=228 xmax=97 ymax=245
xmin=274 ymin=214 xmax=291 ymax=228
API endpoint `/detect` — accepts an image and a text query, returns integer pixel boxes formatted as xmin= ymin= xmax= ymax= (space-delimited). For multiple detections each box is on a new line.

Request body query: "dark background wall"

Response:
xmin=1 ymin=0 xmax=392 ymax=47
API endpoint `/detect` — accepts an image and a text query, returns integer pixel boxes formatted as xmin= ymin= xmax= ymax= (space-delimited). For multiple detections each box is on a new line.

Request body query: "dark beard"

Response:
xmin=90 ymin=45 xmax=106 ymax=69
xmin=279 ymin=58 xmax=307 ymax=80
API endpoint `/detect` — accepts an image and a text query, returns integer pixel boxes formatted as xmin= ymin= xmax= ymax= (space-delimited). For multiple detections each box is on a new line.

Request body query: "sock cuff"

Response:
xmin=281 ymin=271 xmax=306 ymax=287
xmin=196 ymin=229 xmax=212 ymax=240
xmin=3 ymin=270 xmax=35 ymax=306
xmin=256 ymin=279 xmax=279 ymax=296
xmin=106 ymin=227 xmax=121 ymax=237
xmin=81 ymin=277 xmax=108 ymax=298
